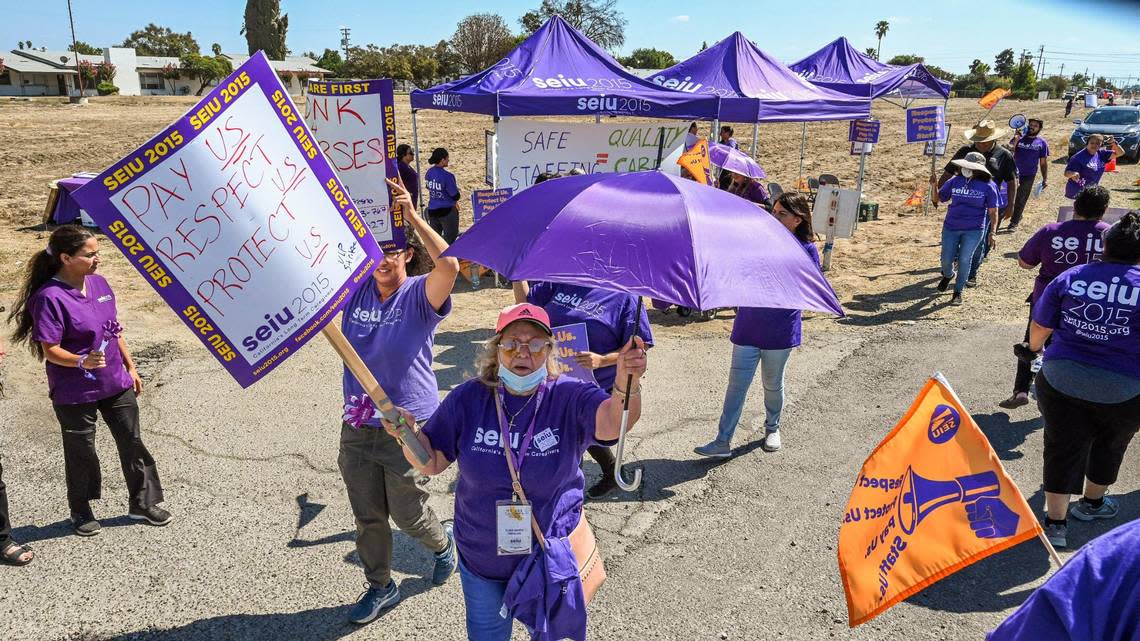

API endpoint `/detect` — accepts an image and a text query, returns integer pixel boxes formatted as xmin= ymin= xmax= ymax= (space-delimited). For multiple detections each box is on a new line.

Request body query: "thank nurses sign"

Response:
xmin=72 ymin=52 xmax=381 ymax=387
xmin=305 ymin=79 xmax=405 ymax=250
xmin=496 ymin=119 xmax=688 ymax=192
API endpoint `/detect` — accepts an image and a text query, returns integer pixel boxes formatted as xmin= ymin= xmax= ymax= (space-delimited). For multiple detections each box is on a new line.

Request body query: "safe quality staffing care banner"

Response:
xmin=72 ymin=52 xmax=381 ymax=387
xmin=838 ymin=374 xmax=1041 ymax=626
xmin=304 ymin=79 xmax=405 ymax=250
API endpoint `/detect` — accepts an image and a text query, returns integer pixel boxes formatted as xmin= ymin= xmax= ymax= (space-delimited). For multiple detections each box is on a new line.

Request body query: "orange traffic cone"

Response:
xmin=1105 ymin=157 xmax=1117 ymax=173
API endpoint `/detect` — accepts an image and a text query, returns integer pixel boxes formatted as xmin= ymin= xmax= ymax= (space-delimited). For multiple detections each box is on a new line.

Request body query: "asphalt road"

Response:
xmin=1 ymin=318 xmax=1136 ymax=640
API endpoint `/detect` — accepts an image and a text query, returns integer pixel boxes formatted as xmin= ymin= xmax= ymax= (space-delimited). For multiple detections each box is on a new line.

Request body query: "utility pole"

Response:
xmin=1036 ymin=45 xmax=1044 ymax=78
xmin=66 ymin=0 xmax=83 ymax=98
xmin=339 ymin=26 xmax=351 ymax=61
xmin=1059 ymin=62 xmax=1065 ymax=80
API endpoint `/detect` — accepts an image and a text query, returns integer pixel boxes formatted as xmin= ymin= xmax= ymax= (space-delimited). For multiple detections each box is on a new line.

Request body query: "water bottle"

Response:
xmin=471 ymin=265 xmax=481 ymax=290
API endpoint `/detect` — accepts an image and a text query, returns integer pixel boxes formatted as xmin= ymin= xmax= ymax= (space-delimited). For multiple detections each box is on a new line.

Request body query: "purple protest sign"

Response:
xmin=551 ymin=323 xmax=596 ymax=384
xmin=71 ymin=52 xmax=382 ymax=388
xmin=848 ymin=119 xmax=880 ymax=144
xmin=304 ymin=79 xmax=406 ymax=251
xmin=906 ymin=105 xmax=945 ymax=143
xmin=471 ymin=187 xmax=513 ymax=223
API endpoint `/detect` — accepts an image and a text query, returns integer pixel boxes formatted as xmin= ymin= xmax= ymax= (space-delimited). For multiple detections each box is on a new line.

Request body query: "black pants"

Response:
xmin=1037 ymin=372 xmax=1140 ymax=495
xmin=53 ymin=388 xmax=163 ymax=515
xmin=1013 ymin=298 xmax=1051 ymax=394
xmin=0 ymin=456 xmax=10 ymax=546
xmin=1008 ymin=177 xmax=1036 ymax=227
xmin=428 ymin=207 xmax=459 ymax=244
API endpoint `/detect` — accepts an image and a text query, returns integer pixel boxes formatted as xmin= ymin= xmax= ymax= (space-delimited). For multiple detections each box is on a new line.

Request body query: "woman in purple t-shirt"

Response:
xmin=1063 ymin=134 xmax=1123 ymax=199
xmin=1021 ymin=210 xmax=1140 ymax=549
xmin=384 ymin=304 xmax=647 ymax=640
xmin=7 ymin=225 xmax=170 ymax=537
xmin=695 ymin=192 xmax=820 ymax=459
xmin=337 ymin=180 xmax=462 ymax=624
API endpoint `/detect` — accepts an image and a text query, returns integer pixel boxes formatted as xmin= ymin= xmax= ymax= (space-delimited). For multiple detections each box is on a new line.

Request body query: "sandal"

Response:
xmin=1 ymin=541 xmax=34 ymax=566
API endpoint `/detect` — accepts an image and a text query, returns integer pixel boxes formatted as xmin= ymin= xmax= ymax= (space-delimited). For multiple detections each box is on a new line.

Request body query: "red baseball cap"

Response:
xmin=495 ymin=303 xmax=552 ymax=335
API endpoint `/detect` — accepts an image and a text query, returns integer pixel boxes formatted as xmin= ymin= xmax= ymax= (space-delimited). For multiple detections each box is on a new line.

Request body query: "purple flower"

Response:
xmin=342 ymin=395 xmax=377 ymax=429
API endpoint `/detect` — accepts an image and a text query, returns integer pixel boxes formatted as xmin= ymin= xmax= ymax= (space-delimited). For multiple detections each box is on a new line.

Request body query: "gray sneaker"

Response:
xmin=694 ymin=440 xmax=732 ymax=459
xmin=1070 ymin=496 xmax=1119 ymax=522
xmin=1044 ymin=521 xmax=1067 ymax=549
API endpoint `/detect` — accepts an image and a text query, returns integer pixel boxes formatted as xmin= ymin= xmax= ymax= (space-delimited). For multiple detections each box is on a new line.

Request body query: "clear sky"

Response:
xmin=5 ymin=0 xmax=1140 ymax=80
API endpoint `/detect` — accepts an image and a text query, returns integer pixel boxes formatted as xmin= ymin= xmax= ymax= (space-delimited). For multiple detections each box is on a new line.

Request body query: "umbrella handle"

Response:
xmin=613 ymin=406 xmax=642 ymax=491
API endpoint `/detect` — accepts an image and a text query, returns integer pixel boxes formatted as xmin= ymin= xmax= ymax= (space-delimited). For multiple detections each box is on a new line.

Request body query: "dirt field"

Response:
xmin=0 ymin=94 xmax=1137 ymax=373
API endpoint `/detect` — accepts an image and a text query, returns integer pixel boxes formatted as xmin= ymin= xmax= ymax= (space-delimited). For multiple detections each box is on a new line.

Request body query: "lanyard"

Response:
xmin=494 ymin=382 xmax=547 ymax=475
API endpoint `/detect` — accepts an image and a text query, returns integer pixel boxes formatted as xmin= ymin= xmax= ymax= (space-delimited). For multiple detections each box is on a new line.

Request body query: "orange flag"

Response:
xmin=903 ymin=184 xmax=925 ymax=207
xmin=838 ymin=374 xmax=1043 ymax=627
xmin=978 ymin=88 xmax=1011 ymax=110
xmin=677 ymin=137 xmax=711 ymax=185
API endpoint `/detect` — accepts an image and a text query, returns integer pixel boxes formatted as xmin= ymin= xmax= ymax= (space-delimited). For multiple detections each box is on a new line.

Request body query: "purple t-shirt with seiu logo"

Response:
xmin=342 ymin=274 xmax=451 ymax=424
xmin=30 ymin=274 xmax=133 ymax=405
xmin=422 ymin=377 xmax=612 ymax=581
xmin=731 ymin=240 xmax=820 ymax=350
xmin=1010 ymin=135 xmax=1049 ymax=179
xmin=1018 ymin=219 xmax=1111 ymax=303
xmin=938 ymin=175 xmax=999 ymax=231
xmin=1033 ymin=262 xmax=1140 ymax=380
xmin=1064 ymin=148 xmax=1114 ymax=199
xmin=527 ymin=282 xmax=654 ymax=391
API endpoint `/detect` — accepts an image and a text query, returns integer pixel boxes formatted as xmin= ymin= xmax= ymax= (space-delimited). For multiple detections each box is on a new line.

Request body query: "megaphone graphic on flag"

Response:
xmin=897 ymin=466 xmax=1001 ymax=535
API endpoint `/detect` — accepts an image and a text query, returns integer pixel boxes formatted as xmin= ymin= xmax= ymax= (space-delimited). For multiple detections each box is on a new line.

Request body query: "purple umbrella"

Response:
xmin=710 ymin=143 xmax=766 ymax=180
xmin=443 ymin=171 xmax=843 ymax=490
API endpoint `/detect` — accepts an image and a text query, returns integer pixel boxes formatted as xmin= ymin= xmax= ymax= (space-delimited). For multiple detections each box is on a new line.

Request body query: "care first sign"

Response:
xmin=73 ymin=52 xmax=381 ymax=387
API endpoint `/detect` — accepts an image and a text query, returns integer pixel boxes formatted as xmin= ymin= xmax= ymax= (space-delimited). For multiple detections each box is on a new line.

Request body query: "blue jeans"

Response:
xmin=940 ymin=228 xmax=985 ymax=294
xmin=458 ymin=558 xmax=513 ymax=641
xmin=715 ymin=345 xmax=793 ymax=444
xmin=968 ymin=224 xmax=992 ymax=283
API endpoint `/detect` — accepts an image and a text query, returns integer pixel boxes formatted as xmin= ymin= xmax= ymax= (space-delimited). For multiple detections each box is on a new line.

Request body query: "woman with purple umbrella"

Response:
xmin=695 ymin=193 xmax=819 ymax=459
xmin=384 ymin=303 xmax=647 ymax=640
xmin=726 ymin=172 xmax=771 ymax=209
xmin=7 ymin=225 xmax=170 ymax=537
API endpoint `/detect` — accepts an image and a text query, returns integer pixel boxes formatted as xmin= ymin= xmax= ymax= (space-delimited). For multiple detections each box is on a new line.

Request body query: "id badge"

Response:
xmin=496 ymin=500 xmax=532 ymax=555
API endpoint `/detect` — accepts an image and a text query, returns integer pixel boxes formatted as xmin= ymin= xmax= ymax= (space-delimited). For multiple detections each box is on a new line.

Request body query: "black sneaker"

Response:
xmin=129 ymin=505 xmax=173 ymax=526
xmin=586 ymin=474 xmax=619 ymax=500
xmin=966 ymin=278 xmax=978 ymax=288
xmin=71 ymin=509 xmax=102 ymax=537
xmin=950 ymin=293 xmax=964 ymax=306
xmin=936 ymin=276 xmax=952 ymax=292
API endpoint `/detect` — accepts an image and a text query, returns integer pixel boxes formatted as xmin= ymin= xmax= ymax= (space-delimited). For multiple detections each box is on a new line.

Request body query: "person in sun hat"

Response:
xmin=930 ymin=151 xmax=1000 ymax=305
xmin=382 ymin=302 xmax=647 ymax=639
xmin=938 ymin=120 xmax=1018 ymax=287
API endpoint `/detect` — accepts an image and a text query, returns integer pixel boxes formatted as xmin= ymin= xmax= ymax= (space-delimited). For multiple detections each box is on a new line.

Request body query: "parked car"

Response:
xmin=1068 ymin=105 xmax=1140 ymax=161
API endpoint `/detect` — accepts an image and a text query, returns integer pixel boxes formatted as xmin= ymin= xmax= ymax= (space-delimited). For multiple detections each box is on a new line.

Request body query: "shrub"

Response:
xmin=96 ymin=82 xmax=119 ymax=95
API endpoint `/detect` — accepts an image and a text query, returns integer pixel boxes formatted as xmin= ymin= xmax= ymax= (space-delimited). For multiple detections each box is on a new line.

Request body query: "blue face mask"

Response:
xmin=498 ymin=364 xmax=547 ymax=394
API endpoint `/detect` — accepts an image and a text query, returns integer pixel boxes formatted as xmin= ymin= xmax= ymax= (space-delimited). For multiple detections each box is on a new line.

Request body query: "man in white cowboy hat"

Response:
xmin=937 ymin=120 xmax=1018 ymax=286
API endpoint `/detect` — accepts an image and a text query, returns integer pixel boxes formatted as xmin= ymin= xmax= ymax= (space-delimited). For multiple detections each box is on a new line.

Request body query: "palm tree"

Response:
xmin=874 ymin=21 xmax=889 ymax=60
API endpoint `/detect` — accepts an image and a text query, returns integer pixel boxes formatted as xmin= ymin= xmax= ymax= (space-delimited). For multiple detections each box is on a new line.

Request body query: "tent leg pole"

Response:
xmin=411 ymin=109 xmax=423 ymax=216
xmin=798 ymin=123 xmax=807 ymax=184
xmin=493 ymin=117 xmax=502 ymax=287
xmin=751 ymin=122 xmax=759 ymax=157
xmin=855 ymin=148 xmax=868 ymax=230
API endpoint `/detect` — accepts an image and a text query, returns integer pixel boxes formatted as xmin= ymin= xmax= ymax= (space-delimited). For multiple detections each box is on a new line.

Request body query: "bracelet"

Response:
xmin=613 ymin=383 xmax=642 ymax=399
xmin=76 ymin=355 xmax=86 ymax=371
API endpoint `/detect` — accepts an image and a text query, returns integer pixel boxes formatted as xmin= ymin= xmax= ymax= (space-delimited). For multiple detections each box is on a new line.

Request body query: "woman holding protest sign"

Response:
xmin=512 ymin=279 xmax=653 ymax=499
xmin=695 ymin=193 xmax=818 ymax=458
xmin=383 ymin=303 xmax=647 ymax=640
xmin=1019 ymin=210 xmax=1140 ymax=549
xmin=336 ymin=178 xmax=461 ymax=624
xmin=7 ymin=225 xmax=170 ymax=538
xmin=425 ymin=147 xmax=461 ymax=244
xmin=929 ymin=152 xmax=999 ymax=306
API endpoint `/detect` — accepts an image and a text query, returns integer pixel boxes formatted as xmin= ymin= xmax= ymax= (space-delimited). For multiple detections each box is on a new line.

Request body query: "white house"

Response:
xmin=1 ymin=46 xmax=328 ymax=97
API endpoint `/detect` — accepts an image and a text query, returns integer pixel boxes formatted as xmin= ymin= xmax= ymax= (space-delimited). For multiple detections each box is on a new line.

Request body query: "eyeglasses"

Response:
xmin=381 ymin=249 xmax=407 ymax=258
xmin=499 ymin=338 xmax=552 ymax=356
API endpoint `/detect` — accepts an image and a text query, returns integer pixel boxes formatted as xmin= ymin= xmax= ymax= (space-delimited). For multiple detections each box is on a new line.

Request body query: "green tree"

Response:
xmin=886 ymin=54 xmax=923 ymax=66
xmin=160 ymin=62 xmax=182 ymax=93
xmin=69 ymin=41 xmax=102 ymax=55
xmin=874 ymin=20 xmax=889 ymax=59
xmin=520 ymin=0 xmax=626 ymax=50
xmin=211 ymin=42 xmax=223 ymax=56
xmin=863 ymin=47 xmax=877 ymax=60
xmin=923 ymin=64 xmax=955 ymax=82
xmin=1010 ymin=59 xmax=1037 ymax=99
xmin=342 ymin=44 xmax=441 ymax=88
xmin=993 ymin=48 xmax=1015 ymax=76
xmin=303 ymin=48 xmax=344 ymax=76
xmin=451 ymin=13 xmax=515 ymax=74
xmin=1044 ymin=75 xmax=1067 ymax=98
xmin=180 ymin=53 xmax=233 ymax=96
xmin=434 ymin=40 xmax=463 ymax=81
xmin=121 ymin=24 xmax=200 ymax=57
xmin=241 ymin=0 xmax=289 ymax=59
xmin=618 ymin=48 xmax=676 ymax=69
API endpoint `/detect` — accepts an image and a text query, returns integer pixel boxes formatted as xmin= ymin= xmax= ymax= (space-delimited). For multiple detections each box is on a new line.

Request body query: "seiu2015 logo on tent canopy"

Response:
xmin=432 ymin=93 xmax=463 ymax=108
xmin=649 ymin=74 xmax=704 ymax=94
xmin=575 ymin=96 xmax=652 ymax=113
xmin=530 ymin=75 xmax=634 ymax=91
xmin=927 ymin=404 xmax=960 ymax=444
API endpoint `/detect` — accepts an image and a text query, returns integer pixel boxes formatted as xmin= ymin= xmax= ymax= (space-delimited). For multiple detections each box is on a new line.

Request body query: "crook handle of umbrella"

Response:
xmin=613 ymin=298 xmax=644 ymax=492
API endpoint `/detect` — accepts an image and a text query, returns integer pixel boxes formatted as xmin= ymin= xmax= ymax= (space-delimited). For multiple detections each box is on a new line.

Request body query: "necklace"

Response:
xmin=505 ymin=390 xmax=537 ymax=429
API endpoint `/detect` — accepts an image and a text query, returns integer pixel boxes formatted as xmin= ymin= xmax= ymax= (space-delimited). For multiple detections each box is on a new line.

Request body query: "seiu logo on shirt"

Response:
xmin=553 ymin=292 xmax=607 ymax=318
xmin=472 ymin=427 xmax=560 ymax=456
xmin=349 ymin=306 xmax=403 ymax=330
xmin=1062 ymin=277 xmax=1137 ymax=341
xmin=951 ymin=186 xmax=986 ymax=199
xmin=1067 ymin=277 xmax=1140 ymax=306
xmin=97 ymin=295 xmax=113 ymax=303
xmin=1086 ymin=158 xmax=1101 ymax=171
xmin=426 ymin=178 xmax=444 ymax=192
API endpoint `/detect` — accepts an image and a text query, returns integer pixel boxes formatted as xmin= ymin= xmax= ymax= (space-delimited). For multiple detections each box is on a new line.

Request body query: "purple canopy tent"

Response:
xmin=653 ymin=32 xmax=872 ymax=183
xmin=790 ymin=37 xmax=952 ymax=214
xmin=409 ymin=16 xmax=721 ymax=217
